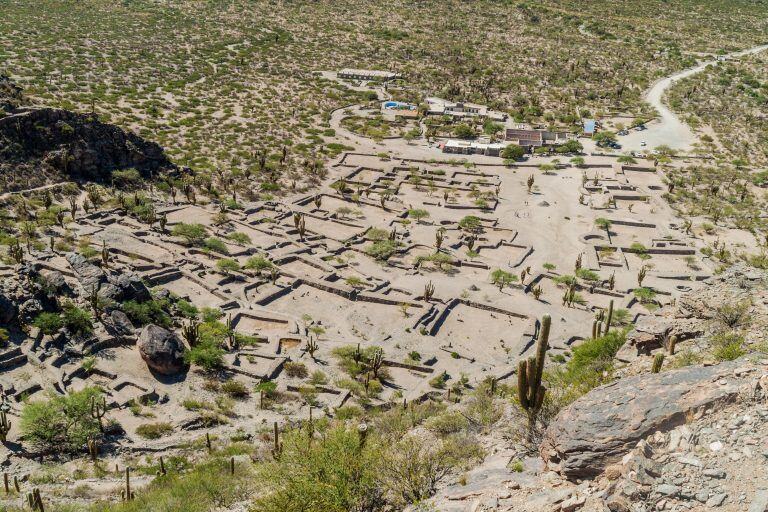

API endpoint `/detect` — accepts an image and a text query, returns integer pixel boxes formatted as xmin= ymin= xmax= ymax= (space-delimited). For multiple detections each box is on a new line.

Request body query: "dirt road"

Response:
xmin=621 ymin=43 xmax=768 ymax=152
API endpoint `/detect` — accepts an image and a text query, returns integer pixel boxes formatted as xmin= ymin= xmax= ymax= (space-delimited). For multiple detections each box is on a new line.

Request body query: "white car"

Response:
xmin=640 ymin=141 xmax=647 ymax=147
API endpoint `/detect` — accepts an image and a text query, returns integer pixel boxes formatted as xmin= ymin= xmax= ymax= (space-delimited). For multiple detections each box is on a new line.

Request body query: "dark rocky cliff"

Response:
xmin=0 ymin=76 xmax=176 ymax=193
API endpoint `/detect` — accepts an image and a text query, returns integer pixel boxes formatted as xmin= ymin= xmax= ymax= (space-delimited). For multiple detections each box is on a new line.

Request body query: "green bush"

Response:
xmin=221 ymin=380 xmax=250 ymax=398
xmin=252 ymin=425 xmax=384 ymax=512
xmin=171 ymin=223 xmax=207 ymax=245
xmin=284 ymin=361 xmax=308 ymax=378
xmin=175 ymin=299 xmax=199 ymax=319
xmin=122 ymin=299 xmax=171 ymax=327
xmin=62 ymin=302 xmax=93 ymax=336
xmin=111 ymin=168 xmax=142 ymax=190
xmin=184 ymin=340 xmax=224 ymax=370
xmin=20 ymin=387 xmax=103 ymax=452
xmin=204 ymin=237 xmax=229 ymax=255
xmin=365 ymin=239 xmax=398 ymax=260
xmin=711 ymin=331 xmax=746 ymax=361
xmin=33 ymin=312 xmax=63 ymax=335
xmin=135 ymin=422 xmax=174 ymax=439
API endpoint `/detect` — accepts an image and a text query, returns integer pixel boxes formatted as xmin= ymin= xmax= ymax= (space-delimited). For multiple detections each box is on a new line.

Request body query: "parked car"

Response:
xmin=640 ymin=141 xmax=647 ymax=147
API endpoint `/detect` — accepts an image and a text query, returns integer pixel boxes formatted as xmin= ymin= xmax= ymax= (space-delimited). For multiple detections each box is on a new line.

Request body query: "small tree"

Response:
xmin=171 ymin=223 xmax=207 ymax=246
xmin=490 ymin=269 xmax=517 ymax=291
xmin=407 ymin=209 xmax=430 ymax=224
xmin=501 ymin=144 xmax=525 ymax=160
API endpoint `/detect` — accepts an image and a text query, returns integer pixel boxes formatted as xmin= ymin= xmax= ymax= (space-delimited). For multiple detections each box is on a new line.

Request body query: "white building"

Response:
xmin=426 ymin=97 xmax=507 ymax=122
xmin=338 ymin=69 xmax=401 ymax=81
xmin=441 ymin=139 xmax=506 ymax=157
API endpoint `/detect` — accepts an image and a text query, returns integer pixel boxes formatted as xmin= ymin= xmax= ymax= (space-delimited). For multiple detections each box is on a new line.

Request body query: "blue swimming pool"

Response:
xmin=383 ymin=101 xmax=415 ymax=110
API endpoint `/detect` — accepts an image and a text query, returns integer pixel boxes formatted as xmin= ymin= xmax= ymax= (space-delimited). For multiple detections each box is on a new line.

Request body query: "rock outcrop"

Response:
xmin=618 ymin=264 xmax=768 ymax=359
xmin=0 ymin=77 xmax=177 ymax=193
xmin=137 ymin=324 xmax=187 ymax=375
xmin=540 ymin=358 xmax=764 ymax=480
xmin=0 ymin=74 xmax=26 ymax=113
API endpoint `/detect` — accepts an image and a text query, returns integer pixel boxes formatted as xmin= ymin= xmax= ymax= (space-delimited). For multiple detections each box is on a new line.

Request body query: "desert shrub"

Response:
xmin=61 ymin=302 xmax=93 ymax=336
xmin=334 ymin=405 xmax=364 ymax=420
xmin=171 ymin=223 xmax=207 ymax=245
xmin=111 ymin=168 xmax=142 ymax=190
xmin=204 ymin=237 xmax=229 ymax=255
xmin=201 ymin=307 xmax=224 ymax=323
xmin=221 ymin=380 xmax=250 ymax=398
xmin=633 ymin=287 xmax=656 ymax=303
xmin=244 ymin=255 xmax=274 ymax=274
xmin=365 ymin=239 xmax=398 ymax=260
xmin=424 ymin=411 xmax=469 ymax=436
xmin=715 ymin=299 xmax=750 ymax=328
xmin=122 ymin=299 xmax=171 ymax=327
xmin=542 ymin=329 xmax=628 ymax=415
xmin=284 ymin=362 xmax=308 ymax=379
xmin=575 ymin=268 xmax=599 ymax=281
xmin=379 ymin=433 xmax=483 ymax=508
xmin=252 ymin=425 xmax=385 ymax=512
xmin=89 ymin=457 xmax=254 ymax=512
xmin=33 ymin=311 xmax=63 ymax=335
xmin=463 ymin=387 xmax=503 ymax=427
xmin=365 ymin=228 xmax=389 ymax=241
xmin=175 ymin=299 xmax=198 ymax=319
xmin=184 ymin=340 xmax=224 ymax=370
xmin=226 ymin=232 xmax=251 ymax=244
xmin=215 ymin=258 xmax=241 ymax=274
xmin=20 ymin=387 xmax=103 ymax=452
xmin=135 ymin=422 xmax=174 ymax=439
xmin=309 ymin=370 xmax=328 ymax=386
xmin=711 ymin=331 xmax=746 ymax=361
xmin=458 ymin=215 xmax=482 ymax=232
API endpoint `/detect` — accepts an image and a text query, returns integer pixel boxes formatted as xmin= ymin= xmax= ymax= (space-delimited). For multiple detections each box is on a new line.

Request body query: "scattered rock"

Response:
xmin=137 ymin=324 xmax=187 ymax=375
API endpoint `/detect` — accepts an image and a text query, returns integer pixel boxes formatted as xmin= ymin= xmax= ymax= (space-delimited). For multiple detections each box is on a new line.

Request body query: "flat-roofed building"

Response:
xmin=426 ymin=97 xmax=507 ymax=122
xmin=505 ymin=128 xmax=572 ymax=148
xmin=441 ymin=139 xmax=506 ymax=157
xmin=338 ymin=69 xmax=401 ymax=81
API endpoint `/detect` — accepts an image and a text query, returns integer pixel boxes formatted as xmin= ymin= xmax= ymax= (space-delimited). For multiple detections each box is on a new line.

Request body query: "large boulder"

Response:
xmin=618 ymin=315 xmax=704 ymax=359
xmin=137 ymin=325 xmax=187 ymax=375
xmin=103 ymin=310 xmax=136 ymax=343
xmin=66 ymin=252 xmax=106 ymax=291
xmin=0 ymin=291 xmax=16 ymax=325
xmin=109 ymin=273 xmax=151 ymax=303
xmin=540 ymin=359 xmax=765 ymax=480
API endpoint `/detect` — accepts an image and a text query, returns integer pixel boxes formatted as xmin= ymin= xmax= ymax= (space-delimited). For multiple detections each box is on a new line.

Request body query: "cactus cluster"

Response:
xmin=87 ymin=438 xmax=98 ymax=461
xmin=272 ymin=422 xmax=283 ymax=460
xmin=667 ymin=335 xmax=678 ymax=355
xmin=121 ymin=468 xmax=134 ymax=501
xmin=90 ymin=396 xmax=108 ymax=433
xmin=27 ymin=488 xmax=44 ymax=511
xmin=423 ymin=281 xmax=435 ymax=302
xmin=651 ymin=353 xmax=664 ymax=373
xmin=182 ymin=319 xmax=201 ymax=347
xmin=518 ymin=315 xmax=551 ymax=429
xmin=306 ymin=337 xmax=319 ymax=359
xmin=369 ymin=348 xmax=384 ymax=378
xmin=8 ymin=239 xmax=23 ymax=264
xmin=0 ymin=411 xmax=11 ymax=443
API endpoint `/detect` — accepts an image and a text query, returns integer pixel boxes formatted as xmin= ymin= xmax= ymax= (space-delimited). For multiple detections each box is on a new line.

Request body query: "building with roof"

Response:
xmin=426 ymin=97 xmax=507 ymax=122
xmin=440 ymin=139 xmax=506 ymax=157
xmin=583 ymin=119 xmax=597 ymax=137
xmin=504 ymin=128 xmax=572 ymax=148
xmin=338 ymin=69 xmax=401 ymax=81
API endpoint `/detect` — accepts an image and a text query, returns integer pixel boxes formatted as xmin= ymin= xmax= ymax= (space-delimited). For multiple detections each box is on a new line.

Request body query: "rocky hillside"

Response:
xmin=0 ymin=77 xmax=176 ymax=193
xmin=423 ymin=266 xmax=768 ymax=512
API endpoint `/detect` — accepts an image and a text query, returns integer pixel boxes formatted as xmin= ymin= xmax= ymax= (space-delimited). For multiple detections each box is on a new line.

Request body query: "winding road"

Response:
xmin=620 ymin=43 xmax=768 ymax=152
